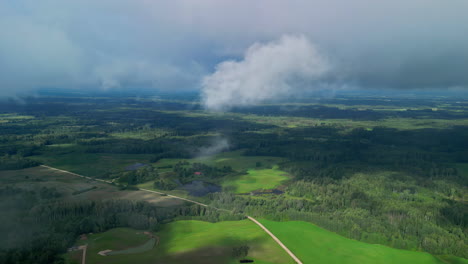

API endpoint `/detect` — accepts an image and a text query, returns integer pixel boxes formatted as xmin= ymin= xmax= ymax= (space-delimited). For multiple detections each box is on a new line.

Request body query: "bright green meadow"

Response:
xmin=259 ymin=220 xmax=468 ymax=264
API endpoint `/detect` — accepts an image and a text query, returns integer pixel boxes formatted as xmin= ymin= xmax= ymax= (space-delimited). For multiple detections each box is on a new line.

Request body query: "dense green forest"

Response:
xmin=0 ymin=94 xmax=467 ymax=262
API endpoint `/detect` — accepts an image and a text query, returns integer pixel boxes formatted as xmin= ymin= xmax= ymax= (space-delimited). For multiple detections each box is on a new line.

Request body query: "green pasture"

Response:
xmin=222 ymin=168 xmax=290 ymax=193
xmin=67 ymin=220 xmax=292 ymax=264
xmin=259 ymin=220 xmax=467 ymax=264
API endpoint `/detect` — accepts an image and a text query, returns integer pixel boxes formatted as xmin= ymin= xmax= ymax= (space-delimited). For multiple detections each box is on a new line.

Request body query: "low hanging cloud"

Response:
xmin=201 ymin=35 xmax=329 ymax=111
xmin=195 ymin=137 xmax=230 ymax=158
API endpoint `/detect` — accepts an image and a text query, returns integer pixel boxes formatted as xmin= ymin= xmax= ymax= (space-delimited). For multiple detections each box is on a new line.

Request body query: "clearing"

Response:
xmin=223 ymin=168 xmax=290 ymax=194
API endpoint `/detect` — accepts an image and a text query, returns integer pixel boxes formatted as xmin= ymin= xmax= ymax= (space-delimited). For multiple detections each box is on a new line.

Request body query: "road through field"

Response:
xmin=39 ymin=165 xmax=303 ymax=264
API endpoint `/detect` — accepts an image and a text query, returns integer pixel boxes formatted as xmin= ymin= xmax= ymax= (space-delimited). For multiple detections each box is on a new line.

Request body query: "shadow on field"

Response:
xmin=157 ymin=247 xmax=233 ymax=264
xmin=155 ymin=223 xmax=255 ymax=264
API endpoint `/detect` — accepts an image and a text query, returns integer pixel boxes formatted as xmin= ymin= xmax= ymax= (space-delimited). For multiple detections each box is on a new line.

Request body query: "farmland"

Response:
xmin=66 ymin=220 xmax=293 ymax=264
xmin=259 ymin=220 xmax=468 ymax=264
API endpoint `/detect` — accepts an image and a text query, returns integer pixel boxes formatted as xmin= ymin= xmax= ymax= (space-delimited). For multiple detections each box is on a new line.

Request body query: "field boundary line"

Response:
xmin=39 ymin=165 xmax=302 ymax=264
xmin=139 ymin=188 xmax=209 ymax=207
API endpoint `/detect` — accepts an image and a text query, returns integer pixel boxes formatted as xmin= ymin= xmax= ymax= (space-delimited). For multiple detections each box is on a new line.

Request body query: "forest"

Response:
xmin=0 ymin=94 xmax=467 ymax=263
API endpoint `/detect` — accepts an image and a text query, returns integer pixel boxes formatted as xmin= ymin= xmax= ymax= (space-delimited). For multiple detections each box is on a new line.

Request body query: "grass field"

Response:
xmin=67 ymin=220 xmax=293 ymax=264
xmin=106 ymin=238 xmax=156 ymax=255
xmin=223 ymin=168 xmax=290 ymax=193
xmin=259 ymin=220 xmax=468 ymax=264
xmin=73 ymin=228 xmax=154 ymax=264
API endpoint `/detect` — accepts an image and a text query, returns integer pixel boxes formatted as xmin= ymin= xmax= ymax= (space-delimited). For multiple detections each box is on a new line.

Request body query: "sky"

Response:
xmin=1 ymin=0 xmax=468 ymax=109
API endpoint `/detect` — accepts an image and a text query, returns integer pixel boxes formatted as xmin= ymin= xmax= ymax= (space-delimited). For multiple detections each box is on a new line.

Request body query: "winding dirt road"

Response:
xmin=40 ymin=165 xmax=303 ymax=264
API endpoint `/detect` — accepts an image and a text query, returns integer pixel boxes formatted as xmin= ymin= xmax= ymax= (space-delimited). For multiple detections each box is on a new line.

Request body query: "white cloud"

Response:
xmin=196 ymin=137 xmax=230 ymax=157
xmin=201 ymin=35 xmax=329 ymax=111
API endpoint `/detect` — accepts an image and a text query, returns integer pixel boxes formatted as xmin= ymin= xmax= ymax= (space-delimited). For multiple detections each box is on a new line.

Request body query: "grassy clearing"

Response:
xmin=259 ymin=220 xmax=467 ymax=264
xmin=223 ymin=168 xmax=290 ymax=193
xmin=80 ymin=228 xmax=149 ymax=250
xmin=67 ymin=220 xmax=292 ymax=264
xmin=75 ymin=228 xmax=153 ymax=263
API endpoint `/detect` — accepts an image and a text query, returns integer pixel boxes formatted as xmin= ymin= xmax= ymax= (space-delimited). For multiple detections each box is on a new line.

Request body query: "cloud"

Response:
xmin=1 ymin=0 xmax=468 ymax=97
xmin=196 ymin=137 xmax=230 ymax=157
xmin=92 ymin=59 xmax=203 ymax=90
xmin=201 ymin=35 xmax=329 ymax=111
xmin=0 ymin=14 xmax=84 ymax=95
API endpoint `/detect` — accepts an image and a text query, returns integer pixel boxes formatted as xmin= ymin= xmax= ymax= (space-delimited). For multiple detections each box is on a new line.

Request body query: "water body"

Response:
xmin=179 ymin=180 xmax=221 ymax=197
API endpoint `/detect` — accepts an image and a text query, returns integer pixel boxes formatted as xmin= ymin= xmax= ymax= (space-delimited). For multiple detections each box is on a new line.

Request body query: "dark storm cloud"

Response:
xmin=0 ymin=0 xmax=467 ymax=97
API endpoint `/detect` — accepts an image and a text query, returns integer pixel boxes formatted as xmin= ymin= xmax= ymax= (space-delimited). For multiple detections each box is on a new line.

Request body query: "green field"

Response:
xmin=67 ymin=220 xmax=293 ymax=264
xmin=259 ymin=220 xmax=468 ymax=264
xmin=223 ymin=168 xmax=290 ymax=193
xmin=71 ymin=228 xmax=154 ymax=264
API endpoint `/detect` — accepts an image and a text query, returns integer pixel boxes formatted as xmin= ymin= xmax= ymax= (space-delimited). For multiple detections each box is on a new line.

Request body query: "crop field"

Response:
xmin=222 ymin=168 xmax=290 ymax=193
xmin=66 ymin=220 xmax=293 ymax=264
xmin=259 ymin=220 xmax=468 ymax=264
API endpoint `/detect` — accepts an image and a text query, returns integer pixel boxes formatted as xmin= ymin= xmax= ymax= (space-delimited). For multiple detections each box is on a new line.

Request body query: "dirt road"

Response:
xmin=247 ymin=216 xmax=303 ymax=264
xmin=40 ymin=165 xmax=303 ymax=264
xmin=78 ymin=245 xmax=87 ymax=264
